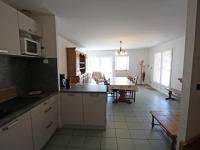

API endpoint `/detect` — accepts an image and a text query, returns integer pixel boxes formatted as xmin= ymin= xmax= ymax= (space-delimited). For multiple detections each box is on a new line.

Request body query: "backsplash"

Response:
xmin=29 ymin=58 xmax=58 ymax=92
xmin=0 ymin=55 xmax=31 ymax=95
xmin=0 ymin=55 xmax=58 ymax=95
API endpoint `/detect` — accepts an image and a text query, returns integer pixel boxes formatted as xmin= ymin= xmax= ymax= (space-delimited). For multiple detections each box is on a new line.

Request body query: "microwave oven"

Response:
xmin=20 ymin=37 xmax=41 ymax=56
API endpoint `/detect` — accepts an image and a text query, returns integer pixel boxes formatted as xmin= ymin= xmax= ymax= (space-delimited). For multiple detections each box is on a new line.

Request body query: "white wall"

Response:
xmin=148 ymin=36 xmax=185 ymax=93
xmin=56 ymin=34 xmax=77 ymax=76
xmin=85 ymin=48 xmax=149 ymax=84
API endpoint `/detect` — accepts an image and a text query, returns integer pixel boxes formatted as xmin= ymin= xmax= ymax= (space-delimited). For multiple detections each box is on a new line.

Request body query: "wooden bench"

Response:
xmin=150 ymin=111 xmax=180 ymax=150
xmin=166 ymin=88 xmax=182 ymax=100
xmin=179 ymin=134 xmax=200 ymax=150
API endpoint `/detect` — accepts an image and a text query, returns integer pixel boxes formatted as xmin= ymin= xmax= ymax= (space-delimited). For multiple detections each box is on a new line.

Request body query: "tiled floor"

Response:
xmin=44 ymin=86 xmax=180 ymax=150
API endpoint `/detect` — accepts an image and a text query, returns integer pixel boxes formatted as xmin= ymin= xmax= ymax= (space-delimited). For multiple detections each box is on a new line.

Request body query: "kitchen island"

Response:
xmin=60 ymin=84 xmax=107 ymax=129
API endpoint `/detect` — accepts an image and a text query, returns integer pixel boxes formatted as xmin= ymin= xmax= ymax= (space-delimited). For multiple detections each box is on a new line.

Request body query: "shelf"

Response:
xmin=80 ymin=67 xmax=85 ymax=70
xmin=80 ymin=62 xmax=85 ymax=64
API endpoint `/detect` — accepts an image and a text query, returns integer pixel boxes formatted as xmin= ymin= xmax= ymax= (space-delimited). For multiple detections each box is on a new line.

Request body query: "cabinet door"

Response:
xmin=18 ymin=11 xmax=42 ymax=36
xmin=0 ymin=112 xmax=33 ymax=150
xmin=83 ymin=93 xmax=106 ymax=126
xmin=0 ymin=1 xmax=20 ymax=55
xmin=61 ymin=93 xmax=83 ymax=125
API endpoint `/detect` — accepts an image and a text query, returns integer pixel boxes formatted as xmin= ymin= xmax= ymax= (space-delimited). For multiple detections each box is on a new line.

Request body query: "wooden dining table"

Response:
xmin=108 ymin=77 xmax=138 ymax=104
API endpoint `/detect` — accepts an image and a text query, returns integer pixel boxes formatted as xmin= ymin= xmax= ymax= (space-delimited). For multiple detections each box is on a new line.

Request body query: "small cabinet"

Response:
xmin=0 ymin=112 xmax=33 ymax=150
xmin=83 ymin=93 xmax=106 ymax=127
xmin=61 ymin=93 xmax=83 ymax=126
xmin=31 ymin=95 xmax=58 ymax=150
xmin=18 ymin=11 xmax=42 ymax=37
xmin=0 ymin=1 xmax=20 ymax=55
xmin=60 ymin=92 xmax=106 ymax=128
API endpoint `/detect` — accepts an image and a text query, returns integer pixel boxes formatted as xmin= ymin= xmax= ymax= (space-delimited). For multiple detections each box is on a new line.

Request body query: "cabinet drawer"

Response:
xmin=31 ymin=94 xmax=57 ymax=116
xmin=31 ymin=95 xmax=58 ymax=150
xmin=44 ymin=101 xmax=58 ymax=141
xmin=0 ymin=112 xmax=33 ymax=150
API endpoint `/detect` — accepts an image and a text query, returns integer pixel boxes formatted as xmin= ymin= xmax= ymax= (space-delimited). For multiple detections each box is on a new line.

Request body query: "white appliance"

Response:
xmin=20 ymin=37 xmax=41 ymax=56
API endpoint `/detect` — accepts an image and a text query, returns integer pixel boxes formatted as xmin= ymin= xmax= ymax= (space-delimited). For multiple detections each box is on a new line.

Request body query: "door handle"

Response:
xmin=1 ymin=120 xmax=19 ymax=132
xmin=67 ymin=93 xmax=75 ymax=96
xmin=44 ymin=107 xmax=52 ymax=113
xmin=89 ymin=94 xmax=99 ymax=97
xmin=0 ymin=50 xmax=8 ymax=53
xmin=46 ymin=121 xmax=53 ymax=129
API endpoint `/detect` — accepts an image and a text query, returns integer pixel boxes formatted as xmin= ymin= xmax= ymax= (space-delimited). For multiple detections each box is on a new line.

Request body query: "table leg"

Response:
xmin=112 ymin=90 xmax=118 ymax=103
xmin=118 ymin=90 xmax=132 ymax=104
xmin=166 ymin=90 xmax=176 ymax=100
xmin=134 ymin=91 xmax=136 ymax=102
xmin=151 ymin=115 xmax=155 ymax=128
xmin=171 ymin=137 xmax=177 ymax=150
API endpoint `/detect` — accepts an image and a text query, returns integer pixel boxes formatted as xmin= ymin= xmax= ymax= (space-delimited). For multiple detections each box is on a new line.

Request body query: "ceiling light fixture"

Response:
xmin=115 ymin=41 xmax=128 ymax=56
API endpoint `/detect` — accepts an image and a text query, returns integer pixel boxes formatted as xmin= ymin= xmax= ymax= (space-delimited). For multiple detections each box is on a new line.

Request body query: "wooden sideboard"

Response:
xmin=66 ymin=48 xmax=87 ymax=84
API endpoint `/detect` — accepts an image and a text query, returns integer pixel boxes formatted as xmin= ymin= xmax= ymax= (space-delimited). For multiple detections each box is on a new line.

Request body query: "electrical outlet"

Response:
xmin=43 ymin=59 xmax=48 ymax=64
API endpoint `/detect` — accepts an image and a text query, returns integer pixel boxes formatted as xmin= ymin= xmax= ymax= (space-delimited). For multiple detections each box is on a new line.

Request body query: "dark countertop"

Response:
xmin=0 ymin=92 xmax=57 ymax=127
xmin=60 ymin=84 xmax=107 ymax=93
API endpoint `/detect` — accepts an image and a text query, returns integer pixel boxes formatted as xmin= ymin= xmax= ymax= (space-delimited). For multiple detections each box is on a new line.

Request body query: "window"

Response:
xmin=153 ymin=52 xmax=161 ymax=83
xmin=87 ymin=56 xmax=113 ymax=78
xmin=115 ymin=56 xmax=129 ymax=71
xmin=153 ymin=50 xmax=172 ymax=87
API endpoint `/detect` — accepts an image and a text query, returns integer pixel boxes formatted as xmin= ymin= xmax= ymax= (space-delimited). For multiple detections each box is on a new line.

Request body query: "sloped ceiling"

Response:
xmin=4 ymin=0 xmax=187 ymax=50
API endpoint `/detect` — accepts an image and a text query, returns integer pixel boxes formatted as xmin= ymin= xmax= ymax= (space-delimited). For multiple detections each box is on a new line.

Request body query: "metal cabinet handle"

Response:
xmin=89 ymin=94 xmax=99 ymax=97
xmin=46 ymin=121 xmax=53 ymax=129
xmin=1 ymin=120 xmax=19 ymax=132
xmin=44 ymin=107 xmax=52 ymax=113
xmin=0 ymin=50 xmax=8 ymax=53
xmin=67 ymin=93 xmax=75 ymax=96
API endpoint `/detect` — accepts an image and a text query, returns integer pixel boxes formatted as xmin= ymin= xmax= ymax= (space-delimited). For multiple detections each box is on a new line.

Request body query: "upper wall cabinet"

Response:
xmin=18 ymin=11 xmax=42 ymax=37
xmin=34 ymin=15 xmax=57 ymax=58
xmin=0 ymin=1 xmax=20 ymax=55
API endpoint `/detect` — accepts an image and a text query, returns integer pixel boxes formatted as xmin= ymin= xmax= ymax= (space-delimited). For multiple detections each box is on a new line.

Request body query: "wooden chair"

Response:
xmin=179 ymin=134 xmax=200 ymax=150
xmin=92 ymin=72 xmax=105 ymax=84
xmin=127 ymin=75 xmax=138 ymax=99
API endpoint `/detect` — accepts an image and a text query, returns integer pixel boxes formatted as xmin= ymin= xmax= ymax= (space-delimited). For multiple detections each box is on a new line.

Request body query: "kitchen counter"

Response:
xmin=0 ymin=92 xmax=58 ymax=127
xmin=60 ymin=84 xmax=107 ymax=93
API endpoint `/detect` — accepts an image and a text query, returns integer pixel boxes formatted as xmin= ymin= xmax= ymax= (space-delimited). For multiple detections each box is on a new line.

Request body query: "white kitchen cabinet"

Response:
xmin=61 ymin=93 xmax=83 ymax=126
xmin=83 ymin=93 xmax=106 ymax=127
xmin=33 ymin=15 xmax=57 ymax=58
xmin=31 ymin=95 xmax=58 ymax=150
xmin=0 ymin=112 xmax=33 ymax=150
xmin=18 ymin=11 xmax=42 ymax=37
xmin=0 ymin=1 xmax=20 ymax=55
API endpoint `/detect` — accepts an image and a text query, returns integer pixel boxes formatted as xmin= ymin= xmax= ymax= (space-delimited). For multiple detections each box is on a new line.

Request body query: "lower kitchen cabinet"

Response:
xmin=83 ymin=93 xmax=106 ymax=127
xmin=0 ymin=112 xmax=33 ymax=150
xmin=31 ymin=95 xmax=58 ymax=150
xmin=61 ymin=92 xmax=106 ymax=128
xmin=61 ymin=93 xmax=83 ymax=126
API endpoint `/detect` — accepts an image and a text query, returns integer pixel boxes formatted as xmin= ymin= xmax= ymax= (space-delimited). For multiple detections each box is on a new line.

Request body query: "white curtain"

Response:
xmin=87 ymin=56 xmax=113 ymax=78
xmin=115 ymin=56 xmax=129 ymax=71
xmin=153 ymin=49 xmax=172 ymax=87
xmin=161 ymin=50 xmax=172 ymax=86
xmin=153 ymin=52 xmax=161 ymax=83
